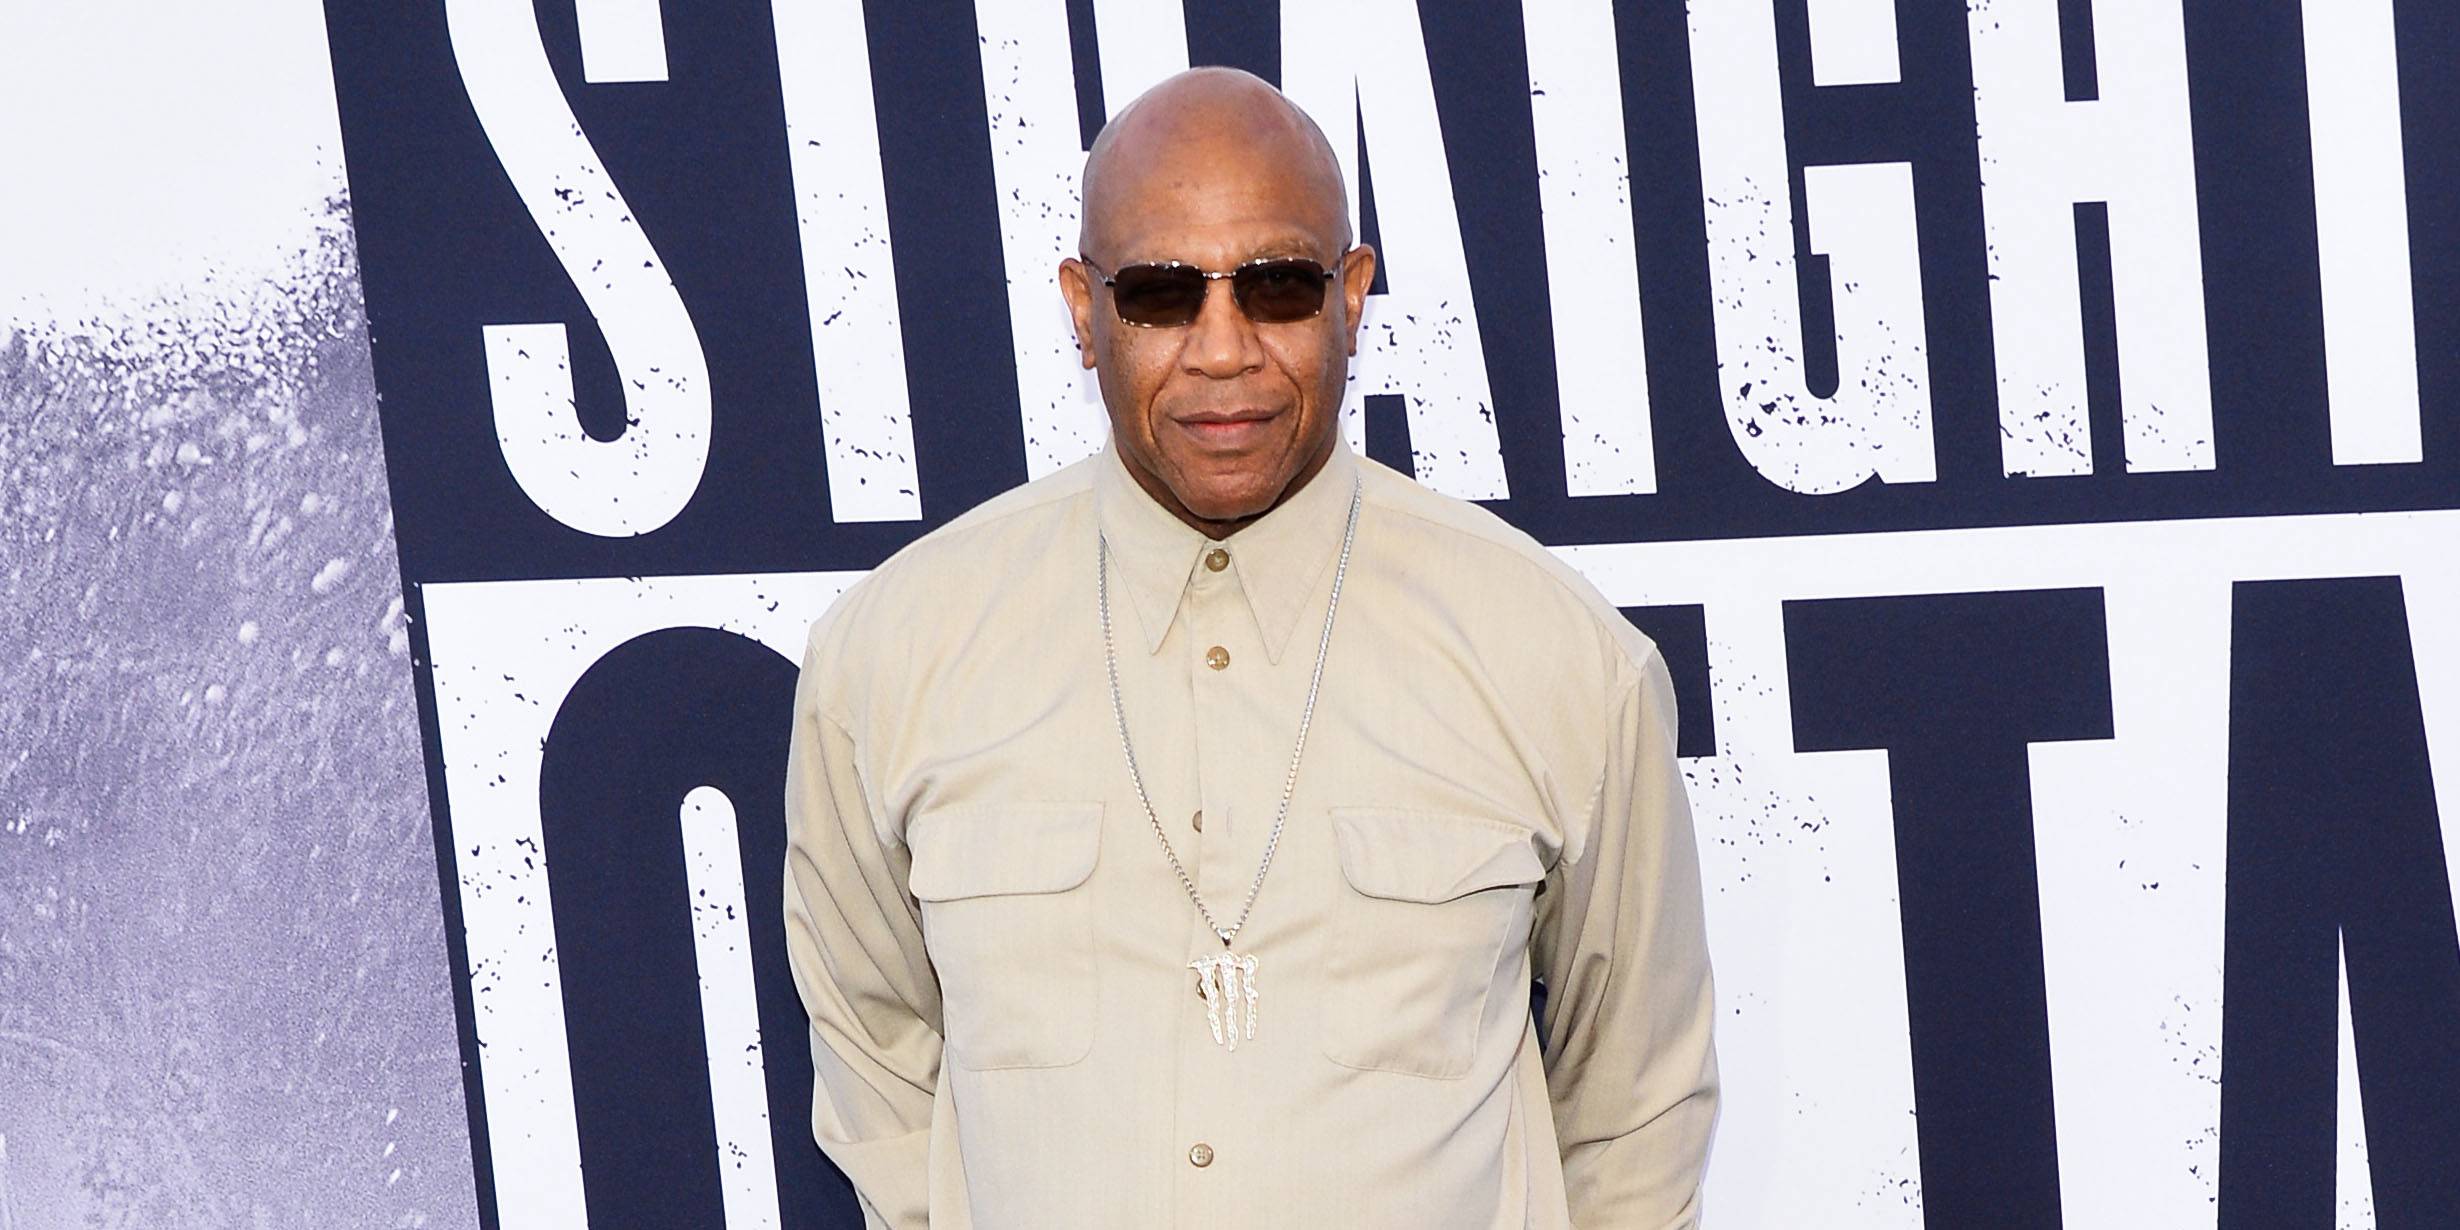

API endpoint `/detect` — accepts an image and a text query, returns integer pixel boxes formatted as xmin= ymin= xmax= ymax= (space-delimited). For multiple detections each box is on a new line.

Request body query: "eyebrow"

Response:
xmin=1249 ymin=236 xmax=1324 ymax=257
xmin=1253 ymin=234 xmax=1347 ymax=261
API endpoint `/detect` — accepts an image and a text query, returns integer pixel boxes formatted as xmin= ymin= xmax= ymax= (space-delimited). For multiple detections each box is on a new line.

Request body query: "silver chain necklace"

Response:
xmin=1098 ymin=475 xmax=1362 ymax=1050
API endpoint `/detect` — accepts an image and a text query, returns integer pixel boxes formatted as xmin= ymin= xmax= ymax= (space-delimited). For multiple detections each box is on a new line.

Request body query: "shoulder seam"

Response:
xmin=1569 ymin=665 xmax=1657 ymax=871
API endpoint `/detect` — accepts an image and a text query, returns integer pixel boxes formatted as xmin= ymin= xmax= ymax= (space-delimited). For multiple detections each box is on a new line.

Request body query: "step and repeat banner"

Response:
xmin=322 ymin=1 xmax=2457 ymax=1226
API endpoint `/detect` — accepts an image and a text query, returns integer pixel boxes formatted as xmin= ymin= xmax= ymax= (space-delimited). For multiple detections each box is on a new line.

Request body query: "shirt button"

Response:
xmin=1188 ymin=1142 xmax=1215 ymax=1168
xmin=1204 ymin=547 xmax=1230 ymax=572
xmin=1205 ymin=645 xmax=1230 ymax=671
xmin=1191 ymin=809 xmax=1204 ymax=832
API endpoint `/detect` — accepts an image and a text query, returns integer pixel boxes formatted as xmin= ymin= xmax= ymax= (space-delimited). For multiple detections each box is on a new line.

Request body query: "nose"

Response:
xmin=1179 ymin=276 xmax=1265 ymax=379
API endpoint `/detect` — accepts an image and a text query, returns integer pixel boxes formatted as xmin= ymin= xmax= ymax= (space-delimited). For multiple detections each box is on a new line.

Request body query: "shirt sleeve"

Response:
xmin=1531 ymin=643 xmax=1720 ymax=1227
xmin=782 ymin=618 xmax=943 ymax=1230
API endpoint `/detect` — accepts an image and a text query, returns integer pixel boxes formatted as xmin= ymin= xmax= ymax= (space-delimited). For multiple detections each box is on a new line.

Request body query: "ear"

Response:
xmin=1337 ymin=244 xmax=1377 ymax=358
xmin=1057 ymin=257 xmax=1102 ymax=370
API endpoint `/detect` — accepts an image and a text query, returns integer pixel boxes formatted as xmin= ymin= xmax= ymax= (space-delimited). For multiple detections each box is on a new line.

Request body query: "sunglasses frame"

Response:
xmin=1080 ymin=250 xmax=1353 ymax=328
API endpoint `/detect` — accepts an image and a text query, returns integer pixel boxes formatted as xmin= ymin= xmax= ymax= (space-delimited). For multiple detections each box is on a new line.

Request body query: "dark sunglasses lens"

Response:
xmin=1109 ymin=265 xmax=1205 ymax=325
xmin=1232 ymin=259 xmax=1332 ymax=322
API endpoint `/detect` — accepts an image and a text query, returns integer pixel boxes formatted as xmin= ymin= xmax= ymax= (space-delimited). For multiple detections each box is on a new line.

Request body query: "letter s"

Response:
xmin=447 ymin=0 xmax=710 ymax=537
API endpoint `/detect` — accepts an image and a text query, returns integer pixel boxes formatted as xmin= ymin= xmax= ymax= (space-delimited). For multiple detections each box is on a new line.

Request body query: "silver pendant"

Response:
xmin=1189 ymin=951 xmax=1260 ymax=1050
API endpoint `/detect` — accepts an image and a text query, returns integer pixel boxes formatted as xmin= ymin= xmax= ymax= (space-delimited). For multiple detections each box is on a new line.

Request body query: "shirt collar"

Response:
xmin=1093 ymin=433 xmax=1360 ymax=665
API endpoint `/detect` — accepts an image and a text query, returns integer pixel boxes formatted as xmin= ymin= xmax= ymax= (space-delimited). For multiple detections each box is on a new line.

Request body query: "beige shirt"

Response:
xmin=783 ymin=434 xmax=1717 ymax=1228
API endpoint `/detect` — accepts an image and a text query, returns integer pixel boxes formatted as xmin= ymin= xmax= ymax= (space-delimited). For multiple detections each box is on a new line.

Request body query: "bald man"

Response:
xmin=783 ymin=68 xmax=1716 ymax=1228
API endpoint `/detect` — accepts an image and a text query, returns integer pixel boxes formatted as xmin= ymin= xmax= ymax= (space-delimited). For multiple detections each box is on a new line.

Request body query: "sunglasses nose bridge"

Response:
xmin=1178 ymin=273 xmax=1267 ymax=375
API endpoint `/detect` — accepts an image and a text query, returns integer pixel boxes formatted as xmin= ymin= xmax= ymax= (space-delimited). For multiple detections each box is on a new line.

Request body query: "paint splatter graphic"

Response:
xmin=0 ymin=190 xmax=478 ymax=1228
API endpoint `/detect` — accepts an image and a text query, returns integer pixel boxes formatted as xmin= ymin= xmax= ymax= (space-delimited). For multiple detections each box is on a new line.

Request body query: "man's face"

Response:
xmin=1060 ymin=138 xmax=1377 ymax=531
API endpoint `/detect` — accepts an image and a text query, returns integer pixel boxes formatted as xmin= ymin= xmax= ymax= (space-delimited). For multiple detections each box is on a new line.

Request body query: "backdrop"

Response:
xmin=8 ymin=1 xmax=2456 ymax=1227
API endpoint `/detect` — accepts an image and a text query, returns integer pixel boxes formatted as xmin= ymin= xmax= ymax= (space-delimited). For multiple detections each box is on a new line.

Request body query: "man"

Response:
xmin=783 ymin=67 xmax=1716 ymax=1228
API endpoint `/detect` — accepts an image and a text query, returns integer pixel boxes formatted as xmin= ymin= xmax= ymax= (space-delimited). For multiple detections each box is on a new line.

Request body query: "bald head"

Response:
xmin=1078 ymin=67 xmax=1350 ymax=262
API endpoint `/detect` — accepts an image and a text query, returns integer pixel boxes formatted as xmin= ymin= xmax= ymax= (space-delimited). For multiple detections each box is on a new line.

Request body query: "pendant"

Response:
xmin=1188 ymin=951 xmax=1260 ymax=1050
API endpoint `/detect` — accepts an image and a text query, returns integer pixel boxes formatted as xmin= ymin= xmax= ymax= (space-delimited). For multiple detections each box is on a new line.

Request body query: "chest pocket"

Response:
xmin=907 ymin=801 xmax=1104 ymax=1071
xmin=1319 ymin=806 xmax=1547 ymax=1079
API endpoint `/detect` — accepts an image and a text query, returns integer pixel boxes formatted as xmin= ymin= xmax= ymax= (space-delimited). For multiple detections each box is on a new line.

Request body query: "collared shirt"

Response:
xmin=783 ymin=433 xmax=1717 ymax=1229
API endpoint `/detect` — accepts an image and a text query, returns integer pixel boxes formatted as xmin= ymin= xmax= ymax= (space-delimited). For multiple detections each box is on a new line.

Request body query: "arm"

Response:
xmin=1531 ymin=645 xmax=1719 ymax=1226
xmin=782 ymin=617 xmax=942 ymax=1229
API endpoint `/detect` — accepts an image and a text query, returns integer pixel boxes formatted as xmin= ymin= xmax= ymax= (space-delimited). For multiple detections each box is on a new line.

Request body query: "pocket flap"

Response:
xmin=1329 ymin=807 xmax=1546 ymax=904
xmin=907 ymin=801 xmax=1104 ymax=901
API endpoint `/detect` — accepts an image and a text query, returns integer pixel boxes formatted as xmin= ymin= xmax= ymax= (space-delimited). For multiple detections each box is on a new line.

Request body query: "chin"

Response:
xmin=1177 ymin=491 xmax=1268 ymax=523
xmin=1172 ymin=474 xmax=1280 ymax=522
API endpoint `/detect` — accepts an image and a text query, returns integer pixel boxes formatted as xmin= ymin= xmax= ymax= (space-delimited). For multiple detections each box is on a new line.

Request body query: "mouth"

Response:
xmin=1170 ymin=408 xmax=1282 ymax=450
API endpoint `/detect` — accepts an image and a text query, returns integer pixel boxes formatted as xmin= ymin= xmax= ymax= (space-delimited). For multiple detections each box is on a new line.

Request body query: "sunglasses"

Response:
xmin=1082 ymin=251 xmax=1350 ymax=327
